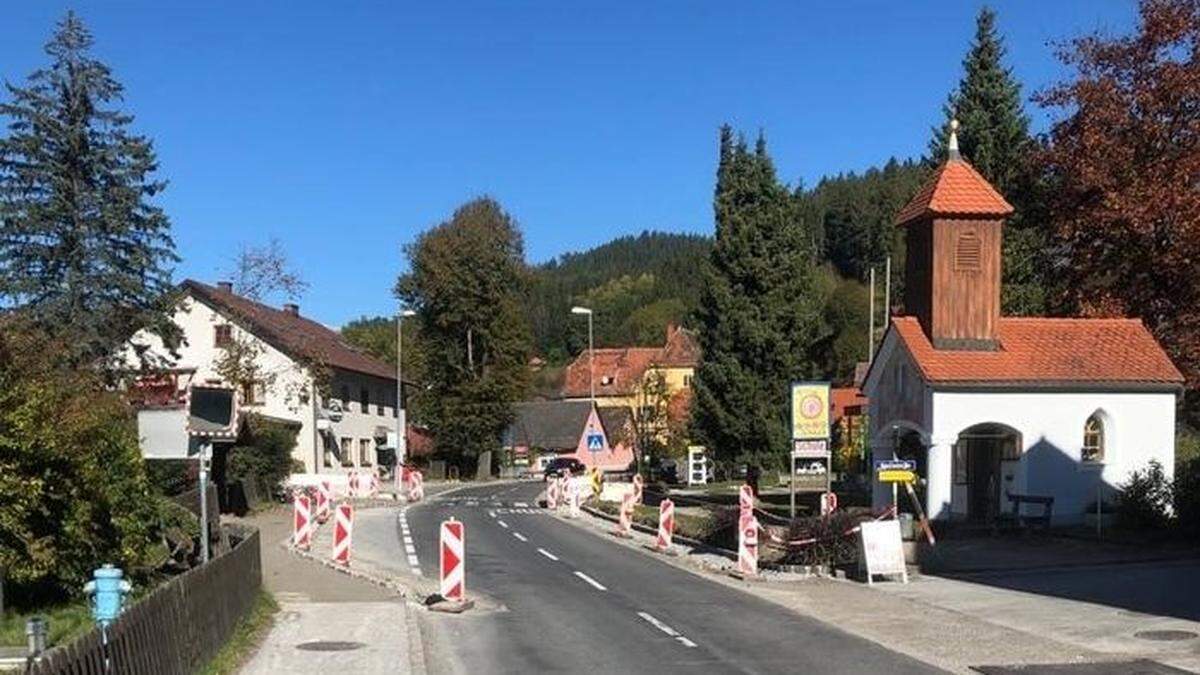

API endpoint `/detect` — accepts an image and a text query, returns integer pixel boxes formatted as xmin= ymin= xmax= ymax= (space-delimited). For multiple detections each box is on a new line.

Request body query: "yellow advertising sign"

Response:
xmin=790 ymin=382 xmax=830 ymax=440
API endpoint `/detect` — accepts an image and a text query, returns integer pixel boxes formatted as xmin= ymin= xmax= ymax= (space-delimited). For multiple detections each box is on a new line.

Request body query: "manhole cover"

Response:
xmin=295 ymin=641 xmax=366 ymax=652
xmin=1134 ymin=630 xmax=1198 ymax=642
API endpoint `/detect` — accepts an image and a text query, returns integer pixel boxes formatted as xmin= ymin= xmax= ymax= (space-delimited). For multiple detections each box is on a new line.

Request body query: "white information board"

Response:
xmin=858 ymin=519 xmax=908 ymax=585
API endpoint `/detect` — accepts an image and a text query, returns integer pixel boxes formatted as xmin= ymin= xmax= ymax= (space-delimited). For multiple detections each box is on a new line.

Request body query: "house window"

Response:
xmin=376 ymin=390 xmax=384 ymax=416
xmin=359 ymin=438 xmax=372 ymax=466
xmin=683 ymin=374 xmax=693 ymax=388
xmin=214 ymin=324 xmax=232 ymax=348
xmin=340 ymin=437 xmax=353 ymax=467
xmin=340 ymin=385 xmax=350 ymax=407
xmin=955 ymin=231 xmax=982 ymax=271
xmin=240 ymin=380 xmax=266 ymax=406
xmin=360 ymin=387 xmax=370 ymax=414
xmin=1083 ymin=414 xmax=1105 ymax=463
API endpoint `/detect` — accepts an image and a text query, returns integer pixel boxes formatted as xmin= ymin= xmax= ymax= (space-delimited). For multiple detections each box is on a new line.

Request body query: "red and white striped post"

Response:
xmin=656 ymin=499 xmax=675 ymax=552
xmin=293 ymin=494 xmax=312 ymax=550
xmin=369 ymin=471 xmax=380 ymax=499
xmin=821 ymin=491 xmax=838 ymax=517
xmin=568 ymin=477 xmax=581 ymax=518
xmin=613 ymin=491 xmax=634 ymax=537
xmin=632 ymin=474 xmax=644 ymax=505
xmin=737 ymin=513 xmax=759 ymax=576
xmin=348 ymin=470 xmax=360 ymax=498
xmin=440 ymin=518 xmax=465 ymax=601
xmin=316 ymin=480 xmax=331 ymax=524
xmin=332 ymin=503 xmax=353 ymax=565
xmin=409 ymin=471 xmax=424 ymax=502
xmin=546 ymin=478 xmax=559 ymax=509
xmin=739 ymin=483 xmax=754 ymax=519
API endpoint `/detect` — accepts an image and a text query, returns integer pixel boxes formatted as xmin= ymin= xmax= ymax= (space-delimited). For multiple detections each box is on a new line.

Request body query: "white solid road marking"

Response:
xmin=536 ymin=548 xmax=559 ymax=561
xmin=513 ymin=532 xmax=529 ymax=542
xmin=637 ymin=611 xmax=698 ymax=649
xmin=497 ymin=520 xmax=509 ymax=529
xmin=573 ymin=571 xmax=607 ymax=591
xmin=513 ymin=501 xmax=529 ymax=507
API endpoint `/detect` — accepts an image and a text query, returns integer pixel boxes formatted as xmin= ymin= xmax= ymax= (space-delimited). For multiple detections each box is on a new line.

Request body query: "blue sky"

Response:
xmin=1 ymin=2 xmax=1136 ymax=327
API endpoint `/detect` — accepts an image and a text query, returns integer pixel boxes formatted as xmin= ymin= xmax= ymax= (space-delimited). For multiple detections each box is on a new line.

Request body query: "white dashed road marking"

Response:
xmin=513 ymin=501 xmax=529 ymax=508
xmin=513 ymin=532 xmax=528 ymax=542
xmin=399 ymin=510 xmax=422 ymax=576
xmin=536 ymin=548 xmax=559 ymax=561
xmin=573 ymin=571 xmax=607 ymax=591
xmin=497 ymin=520 xmax=509 ymax=529
xmin=637 ymin=612 xmax=698 ymax=649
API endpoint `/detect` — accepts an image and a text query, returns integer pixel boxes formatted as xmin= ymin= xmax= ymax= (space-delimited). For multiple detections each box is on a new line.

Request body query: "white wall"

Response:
xmin=926 ymin=390 xmax=1176 ymax=524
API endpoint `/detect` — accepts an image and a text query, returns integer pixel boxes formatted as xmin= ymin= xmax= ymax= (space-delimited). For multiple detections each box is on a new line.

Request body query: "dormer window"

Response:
xmin=955 ymin=231 xmax=982 ymax=271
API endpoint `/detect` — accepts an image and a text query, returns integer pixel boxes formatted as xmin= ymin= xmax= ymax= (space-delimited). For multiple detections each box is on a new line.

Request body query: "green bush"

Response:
xmin=773 ymin=511 xmax=864 ymax=567
xmin=1115 ymin=459 xmax=1172 ymax=530
xmin=0 ymin=328 xmax=162 ymax=607
xmin=1173 ymin=456 xmax=1200 ymax=534
xmin=227 ymin=414 xmax=300 ymax=499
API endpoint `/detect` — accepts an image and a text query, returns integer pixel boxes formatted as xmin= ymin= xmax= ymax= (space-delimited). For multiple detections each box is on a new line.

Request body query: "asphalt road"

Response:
xmin=401 ymin=481 xmax=946 ymax=675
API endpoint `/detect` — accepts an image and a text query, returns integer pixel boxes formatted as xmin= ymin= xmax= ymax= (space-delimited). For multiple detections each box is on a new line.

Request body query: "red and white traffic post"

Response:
xmin=316 ymin=480 xmax=331 ymax=524
xmin=546 ymin=478 xmax=559 ymax=509
xmin=293 ymin=494 xmax=312 ymax=550
xmin=440 ymin=518 xmax=465 ymax=601
xmin=737 ymin=512 xmax=759 ymax=576
xmin=348 ymin=470 xmax=360 ymax=498
xmin=409 ymin=470 xmax=424 ymax=502
xmin=332 ymin=502 xmax=353 ymax=565
xmin=821 ymin=491 xmax=838 ymax=516
xmin=568 ymin=477 xmax=581 ymax=518
xmin=739 ymin=483 xmax=754 ymax=519
xmin=369 ymin=470 xmax=380 ymax=499
xmin=613 ymin=490 xmax=634 ymax=537
xmin=656 ymin=499 xmax=675 ymax=553
xmin=632 ymin=474 xmax=644 ymax=505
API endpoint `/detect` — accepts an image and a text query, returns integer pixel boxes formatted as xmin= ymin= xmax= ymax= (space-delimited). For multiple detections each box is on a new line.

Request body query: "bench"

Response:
xmin=1003 ymin=491 xmax=1054 ymax=529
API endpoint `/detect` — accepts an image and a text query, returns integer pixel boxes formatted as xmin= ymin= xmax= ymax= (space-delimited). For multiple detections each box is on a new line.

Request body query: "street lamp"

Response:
xmin=570 ymin=306 xmax=595 ymax=404
xmin=397 ymin=309 xmax=416 ymax=467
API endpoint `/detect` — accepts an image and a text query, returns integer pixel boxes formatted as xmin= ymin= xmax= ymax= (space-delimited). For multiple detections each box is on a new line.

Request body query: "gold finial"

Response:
xmin=948 ymin=118 xmax=961 ymax=160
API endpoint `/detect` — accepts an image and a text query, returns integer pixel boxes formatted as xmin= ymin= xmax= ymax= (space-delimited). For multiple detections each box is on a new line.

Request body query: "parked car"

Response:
xmin=543 ymin=457 xmax=586 ymax=481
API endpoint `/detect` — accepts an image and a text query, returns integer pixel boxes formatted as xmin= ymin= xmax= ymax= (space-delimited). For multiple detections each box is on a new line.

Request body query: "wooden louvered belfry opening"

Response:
xmin=954 ymin=231 xmax=982 ymax=271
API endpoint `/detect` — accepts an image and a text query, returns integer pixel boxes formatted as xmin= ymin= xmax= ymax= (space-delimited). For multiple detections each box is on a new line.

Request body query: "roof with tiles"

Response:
xmin=561 ymin=325 xmax=699 ymax=398
xmin=183 ymin=279 xmax=397 ymax=381
xmin=889 ymin=316 xmax=1183 ymax=387
xmin=894 ymin=158 xmax=1014 ymax=226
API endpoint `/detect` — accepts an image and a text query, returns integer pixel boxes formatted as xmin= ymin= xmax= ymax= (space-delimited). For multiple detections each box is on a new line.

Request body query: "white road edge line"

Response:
xmin=536 ymin=547 xmax=558 ymax=561
xmin=573 ymin=571 xmax=607 ymax=591
xmin=497 ymin=520 xmax=509 ymax=529
xmin=637 ymin=612 xmax=697 ymax=649
xmin=513 ymin=532 xmax=528 ymax=542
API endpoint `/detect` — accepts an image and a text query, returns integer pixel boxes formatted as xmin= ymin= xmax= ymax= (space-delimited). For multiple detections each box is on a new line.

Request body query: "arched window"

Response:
xmin=1082 ymin=414 xmax=1105 ymax=463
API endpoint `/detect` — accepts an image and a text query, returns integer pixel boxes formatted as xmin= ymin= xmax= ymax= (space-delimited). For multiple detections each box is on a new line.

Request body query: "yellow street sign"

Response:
xmin=877 ymin=470 xmax=916 ymax=483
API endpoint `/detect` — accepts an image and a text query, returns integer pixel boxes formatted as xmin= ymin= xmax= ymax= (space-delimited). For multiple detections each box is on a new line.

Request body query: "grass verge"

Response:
xmin=0 ymin=603 xmax=93 ymax=648
xmin=196 ymin=590 xmax=279 ymax=675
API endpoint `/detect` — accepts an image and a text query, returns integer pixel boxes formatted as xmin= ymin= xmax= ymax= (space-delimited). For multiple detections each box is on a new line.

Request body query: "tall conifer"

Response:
xmin=691 ymin=127 xmax=827 ymax=468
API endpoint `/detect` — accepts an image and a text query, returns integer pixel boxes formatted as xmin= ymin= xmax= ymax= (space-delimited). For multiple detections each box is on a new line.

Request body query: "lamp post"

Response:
xmin=397 ymin=309 xmax=416 ymax=468
xmin=570 ymin=306 xmax=595 ymax=404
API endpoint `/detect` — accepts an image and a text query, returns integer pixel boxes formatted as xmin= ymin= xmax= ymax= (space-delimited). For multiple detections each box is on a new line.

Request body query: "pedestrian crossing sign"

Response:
xmin=586 ymin=432 xmax=604 ymax=451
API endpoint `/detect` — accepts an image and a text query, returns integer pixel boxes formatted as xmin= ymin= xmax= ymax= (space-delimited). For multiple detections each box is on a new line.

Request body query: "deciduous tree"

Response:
xmin=1036 ymin=0 xmax=1200 ymax=421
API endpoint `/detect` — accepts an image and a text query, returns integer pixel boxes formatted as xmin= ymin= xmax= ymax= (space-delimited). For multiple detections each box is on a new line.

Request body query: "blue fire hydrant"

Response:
xmin=83 ymin=565 xmax=131 ymax=627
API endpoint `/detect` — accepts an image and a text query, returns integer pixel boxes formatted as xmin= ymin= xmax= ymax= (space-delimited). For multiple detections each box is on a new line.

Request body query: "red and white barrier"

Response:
xmin=408 ymin=471 xmax=424 ymax=502
xmin=739 ymin=484 xmax=754 ymax=517
xmin=632 ymin=474 xmax=644 ymax=504
xmin=316 ymin=480 xmax=331 ymax=524
xmin=546 ymin=478 xmax=559 ymax=509
xmin=332 ymin=503 xmax=353 ymax=565
xmin=440 ymin=518 xmax=465 ymax=601
xmin=738 ymin=513 xmax=759 ymax=576
xmin=821 ymin=491 xmax=838 ymax=516
xmin=369 ymin=471 xmax=380 ymax=499
xmin=568 ymin=478 xmax=581 ymax=518
xmin=613 ymin=491 xmax=634 ymax=537
xmin=348 ymin=470 xmax=360 ymax=498
xmin=656 ymin=499 xmax=675 ymax=552
xmin=293 ymin=494 xmax=312 ymax=550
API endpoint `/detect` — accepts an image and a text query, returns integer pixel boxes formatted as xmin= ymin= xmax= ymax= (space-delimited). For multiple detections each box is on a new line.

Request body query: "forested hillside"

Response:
xmin=528 ymin=231 xmax=712 ymax=362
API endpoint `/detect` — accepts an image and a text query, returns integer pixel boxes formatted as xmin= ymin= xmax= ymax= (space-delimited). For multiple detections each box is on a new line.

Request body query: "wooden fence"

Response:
xmin=27 ymin=525 xmax=261 ymax=675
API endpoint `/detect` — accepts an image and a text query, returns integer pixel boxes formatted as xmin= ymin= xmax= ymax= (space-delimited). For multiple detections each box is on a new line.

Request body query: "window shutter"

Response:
xmin=955 ymin=232 xmax=982 ymax=271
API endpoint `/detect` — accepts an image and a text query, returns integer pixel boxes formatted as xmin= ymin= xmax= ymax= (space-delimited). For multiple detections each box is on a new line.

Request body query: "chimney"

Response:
xmin=896 ymin=120 xmax=1013 ymax=351
xmin=283 ymin=303 xmax=299 ymax=317
xmin=216 ymin=280 xmax=233 ymax=293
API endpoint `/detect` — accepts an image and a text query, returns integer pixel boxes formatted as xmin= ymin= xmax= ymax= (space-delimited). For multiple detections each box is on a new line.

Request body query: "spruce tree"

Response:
xmin=0 ymin=12 xmax=178 ymax=366
xmin=690 ymin=127 xmax=828 ymax=469
xmin=928 ymin=7 xmax=1045 ymax=315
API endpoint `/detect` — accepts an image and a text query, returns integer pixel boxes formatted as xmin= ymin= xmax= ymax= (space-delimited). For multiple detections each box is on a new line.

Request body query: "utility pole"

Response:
xmin=867 ymin=267 xmax=876 ymax=363
xmin=397 ymin=309 xmax=415 ymax=467
xmin=884 ymin=256 xmax=891 ymax=331
xmin=570 ymin=306 xmax=595 ymax=403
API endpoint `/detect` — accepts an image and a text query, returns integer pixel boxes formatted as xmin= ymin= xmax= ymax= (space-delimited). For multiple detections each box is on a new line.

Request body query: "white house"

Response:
xmin=864 ymin=127 xmax=1184 ymax=526
xmin=125 ymin=279 xmax=406 ymax=474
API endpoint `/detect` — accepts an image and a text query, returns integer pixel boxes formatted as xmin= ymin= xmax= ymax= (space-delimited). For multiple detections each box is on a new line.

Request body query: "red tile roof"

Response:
xmin=183 ymin=280 xmax=397 ymax=381
xmin=831 ymin=387 xmax=867 ymax=423
xmin=890 ymin=316 xmax=1183 ymax=386
xmin=561 ymin=326 xmax=699 ymax=398
xmin=895 ymin=159 xmax=1014 ymax=226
